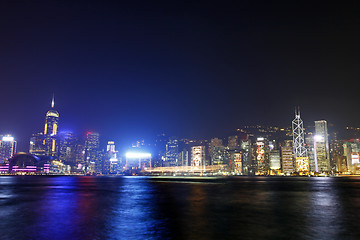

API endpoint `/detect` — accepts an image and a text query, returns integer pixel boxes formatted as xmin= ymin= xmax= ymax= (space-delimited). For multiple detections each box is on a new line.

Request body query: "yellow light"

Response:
xmin=53 ymin=123 xmax=57 ymax=135
xmin=52 ymin=139 xmax=56 ymax=152
xmin=44 ymin=123 xmax=48 ymax=135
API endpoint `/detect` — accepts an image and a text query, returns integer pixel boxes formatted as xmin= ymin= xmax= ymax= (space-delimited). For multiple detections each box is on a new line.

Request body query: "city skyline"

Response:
xmin=0 ymin=94 xmax=356 ymax=153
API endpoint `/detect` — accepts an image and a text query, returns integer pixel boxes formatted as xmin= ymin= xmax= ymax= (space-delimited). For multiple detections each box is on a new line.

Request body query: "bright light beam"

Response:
xmin=125 ymin=152 xmax=151 ymax=158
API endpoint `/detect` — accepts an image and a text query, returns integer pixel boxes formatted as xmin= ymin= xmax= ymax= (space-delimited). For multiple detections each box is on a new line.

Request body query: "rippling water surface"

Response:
xmin=1 ymin=176 xmax=360 ymax=240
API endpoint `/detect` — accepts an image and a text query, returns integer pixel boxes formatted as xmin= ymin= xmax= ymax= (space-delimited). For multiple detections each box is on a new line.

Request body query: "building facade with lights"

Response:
xmin=165 ymin=137 xmax=179 ymax=167
xmin=314 ymin=120 xmax=331 ymax=172
xmin=0 ymin=135 xmax=17 ymax=164
xmin=43 ymin=96 xmax=59 ymax=157
xmin=84 ymin=132 xmax=100 ymax=173
xmin=191 ymin=146 xmax=205 ymax=168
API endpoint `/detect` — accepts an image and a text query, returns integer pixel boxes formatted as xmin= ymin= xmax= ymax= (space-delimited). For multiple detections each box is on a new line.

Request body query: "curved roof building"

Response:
xmin=9 ymin=152 xmax=40 ymax=172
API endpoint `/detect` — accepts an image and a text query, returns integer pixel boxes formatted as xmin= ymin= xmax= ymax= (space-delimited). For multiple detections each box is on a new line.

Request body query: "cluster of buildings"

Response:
xmin=1 ymin=98 xmax=360 ymax=176
xmin=0 ymin=97 xmax=122 ymax=175
xmin=148 ymin=109 xmax=360 ymax=176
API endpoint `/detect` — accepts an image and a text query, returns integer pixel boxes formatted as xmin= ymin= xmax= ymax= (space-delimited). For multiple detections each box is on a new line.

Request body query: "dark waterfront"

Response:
xmin=1 ymin=176 xmax=360 ymax=240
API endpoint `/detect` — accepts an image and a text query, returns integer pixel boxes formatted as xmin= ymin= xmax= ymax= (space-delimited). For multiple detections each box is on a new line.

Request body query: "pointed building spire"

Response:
xmin=51 ymin=94 xmax=55 ymax=108
xmin=294 ymin=106 xmax=301 ymax=118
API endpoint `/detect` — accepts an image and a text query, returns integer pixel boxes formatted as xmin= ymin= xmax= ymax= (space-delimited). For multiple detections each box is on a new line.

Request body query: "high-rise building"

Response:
xmin=230 ymin=151 xmax=242 ymax=174
xmin=305 ymin=135 xmax=316 ymax=172
xmin=153 ymin=133 xmax=168 ymax=168
xmin=211 ymin=146 xmax=228 ymax=165
xmin=58 ymin=131 xmax=76 ymax=163
xmin=343 ymin=139 xmax=360 ymax=173
xmin=256 ymin=137 xmax=268 ymax=174
xmin=84 ymin=132 xmax=100 ymax=173
xmin=191 ymin=146 xmax=205 ymax=168
xmin=281 ymin=146 xmax=294 ymax=174
xmin=209 ymin=138 xmax=223 ymax=153
xmin=292 ymin=108 xmax=307 ymax=158
xmin=0 ymin=135 xmax=17 ymax=163
xmin=314 ymin=120 xmax=331 ymax=172
xmin=178 ymin=149 xmax=189 ymax=166
xmin=240 ymin=139 xmax=252 ymax=175
xmin=228 ymin=136 xmax=240 ymax=150
xmin=29 ymin=133 xmax=45 ymax=157
xmin=292 ymin=109 xmax=309 ymax=172
xmin=107 ymin=141 xmax=116 ymax=153
xmin=105 ymin=141 xmax=119 ymax=174
xmin=165 ymin=137 xmax=179 ymax=167
xmin=43 ymin=96 xmax=59 ymax=157
xmin=269 ymin=150 xmax=281 ymax=170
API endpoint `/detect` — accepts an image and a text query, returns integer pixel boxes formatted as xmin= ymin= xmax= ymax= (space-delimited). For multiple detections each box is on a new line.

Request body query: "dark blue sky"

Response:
xmin=1 ymin=0 xmax=360 ymax=151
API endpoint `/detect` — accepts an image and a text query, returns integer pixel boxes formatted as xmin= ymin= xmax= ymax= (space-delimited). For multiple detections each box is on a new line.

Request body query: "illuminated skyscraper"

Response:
xmin=256 ymin=137 xmax=268 ymax=174
xmin=43 ymin=95 xmax=59 ymax=157
xmin=211 ymin=146 xmax=228 ymax=165
xmin=292 ymin=108 xmax=307 ymax=158
xmin=107 ymin=141 xmax=116 ymax=152
xmin=269 ymin=150 xmax=281 ymax=170
xmin=282 ymin=147 xmax=294 ymax=174
xmin=240 ymin=139 xmax=252 ymax=175
xmin=343 ymin=139 xmax=360 ymax=173
xmin=292 ymin=108 xmax=309 ymax=172
xmin=314 ymin=120 xmax=331 ymax=172
xmin=29 ymin=132 xmax=45 ymax=157
xmin=58 ymin=131 xmax=76 ymax=163
xmin=209 ymin=138 xmax=223 ymax=153
xmin=179 ymin=149 xmax=189 ymax=166
xmin=84 ymin=132 xmax=100 ymax=172
xmin=191 ymin=146 xmax=205 ymax=168
xmin=165 ymin=137 xmax=179 ymax=167
xmin=282 ymin=140 xmax=294 ymax=174
xmin=0 ymin=135 xmax=17 ymax=163
xmin=230 ymin=151 xmax=242 ymax=174
xmin=106 ymin=141 xmax=119 ymax=173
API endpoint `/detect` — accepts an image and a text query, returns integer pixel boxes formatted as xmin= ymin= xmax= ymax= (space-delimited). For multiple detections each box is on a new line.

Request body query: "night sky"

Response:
xmin=1 ymin=1 xmax=360 ymax=151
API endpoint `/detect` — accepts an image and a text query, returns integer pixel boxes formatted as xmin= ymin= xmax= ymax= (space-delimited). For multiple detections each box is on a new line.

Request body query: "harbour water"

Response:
xmin=1 ymin=176 xmax=360 ymax=240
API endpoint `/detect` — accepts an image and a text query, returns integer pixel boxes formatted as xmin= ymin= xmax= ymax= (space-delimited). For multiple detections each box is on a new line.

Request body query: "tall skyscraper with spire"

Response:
xmin=44 ymin=95 xmax=59 ymax=157
xmin=292 ymin=107 xmax=309 ymax=172
xmin=292 ymin=107 xmax=307 ymax=158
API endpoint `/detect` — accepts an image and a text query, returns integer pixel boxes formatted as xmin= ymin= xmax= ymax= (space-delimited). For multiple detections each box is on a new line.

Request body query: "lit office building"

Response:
xmin=256 ymin=138 xmax=268 ymax=174
xmin=43 ymin=96 xmax=59 ymax=158
xmin=231 ymin=151 xmax=242 ymax=174
xmin=58 ymin=131 xmax=77 ymax=163
xmin=106 ymin=141 xmax=119 ymax=174
xmin=191 ymin=146 xmax=205 ymax=168
xmin=241 ymin=139 xmax=252 ymax=175
xmin=209 ymin=138 xmax=223 ymax=153
xmin=269 ymin=150 xmax=281 ymax=170
xmin=178 ymin=149 xmax=189 ymax=166
xmin=314 ymin=120 xmax=331 ymax=172
xmin=211 ymin=146 xmax=228 ymax=165
xmin=343 ymin=139 xmax=360 ymax=173
xmin=282 ymin=145 xmax=294 ymax=174
xmin=84 ymin=132 xmax=100 ymax=173
xmin=107 ymin=141 xmax=116 ymax=153
xmin=292 ymin=109 xmax=309 ymax=172
xmin=228 ymin=135 xmax=240 ymax=150
xmin=305 ymin=135 xmax=316 ymax=172
xmin=29 ymin=133 xmax=45 ymax=157
xmin=0 ymin=135 xmax=17 ymax=163
xmin=165 ymin=137 xmax=179 ymax=167
xmin=153 ymin=133 xmax=168 ymax=167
